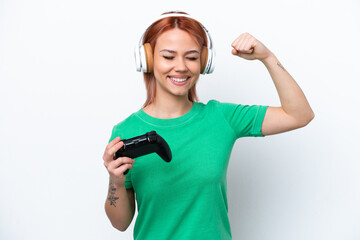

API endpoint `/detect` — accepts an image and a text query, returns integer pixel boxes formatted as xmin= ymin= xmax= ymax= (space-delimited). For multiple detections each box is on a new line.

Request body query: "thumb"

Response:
xmin=232 ymin=48 xmax=239 ymax=55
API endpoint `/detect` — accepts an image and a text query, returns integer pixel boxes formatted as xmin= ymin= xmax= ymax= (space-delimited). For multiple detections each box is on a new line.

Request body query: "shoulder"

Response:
xmin=203 ymin=99 xmax=239 ymax=108
xmin=199 ymin=99 xmax=243 ymax=116
xmin=202 ymin=99 xmax=240 ymax=113
xmin=205 ymin=99 xmax=220 ymax=105
xmin=110 ymin=111 xmax=141 ymax=141
xmin=113 ymin=112 xmax=136 ymax=129
xmin=201 ymin=99 xmax=221 ymax=109
xmin=194 ymin=99 xmax=223 ymax=115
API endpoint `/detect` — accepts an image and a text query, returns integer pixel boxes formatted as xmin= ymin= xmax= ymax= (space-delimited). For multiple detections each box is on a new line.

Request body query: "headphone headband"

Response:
xmin=138 ymin=13 xmax=213 ymax=50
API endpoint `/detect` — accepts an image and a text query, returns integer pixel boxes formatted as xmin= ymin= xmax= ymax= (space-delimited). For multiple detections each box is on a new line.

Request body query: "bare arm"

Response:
xmin=231 ymin=33 xmax=314 ymax=135
xmin=105 ymin=181 xmax=135 ymax=231
xmin=260 ymin=53 xmax=315 ymax=136
xmin=103 ymin=136 xmax=136 ymax=231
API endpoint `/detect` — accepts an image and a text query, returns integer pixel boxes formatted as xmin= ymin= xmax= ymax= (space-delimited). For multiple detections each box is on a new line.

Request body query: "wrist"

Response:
xmin=109 ymin=177 xmax=126 ymax=189
xmin=260 ymin=52 xmax=276 ymax=64
xmin=260 ymin=52 xmax=277 ymax=66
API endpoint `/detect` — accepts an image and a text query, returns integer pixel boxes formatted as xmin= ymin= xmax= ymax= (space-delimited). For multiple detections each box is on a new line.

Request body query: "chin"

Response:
xmin=170 ymin=91 xmax=189 ymax=97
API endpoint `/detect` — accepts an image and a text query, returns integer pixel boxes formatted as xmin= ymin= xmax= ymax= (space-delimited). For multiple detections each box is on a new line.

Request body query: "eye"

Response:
xmin=162 ymin=56 xmax=198 ymax=61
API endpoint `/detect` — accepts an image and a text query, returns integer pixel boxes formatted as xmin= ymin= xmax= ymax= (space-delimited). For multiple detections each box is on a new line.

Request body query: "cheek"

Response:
xmin=187 ymin=60 xmax=201 ymax=74
xmin=189 ymin=61 xmax=201 ymax=73
xmin=154 ymin=59 xmax=172 ymax=73
xmin=153 ymin=62 xmax=169 ymax=81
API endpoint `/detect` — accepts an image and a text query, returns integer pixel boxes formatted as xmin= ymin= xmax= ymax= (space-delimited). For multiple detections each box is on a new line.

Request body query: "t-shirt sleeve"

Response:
xmin=215 ymin=100 xmax=268 ymax=138
xmin=108 ymin=125 xmax=133 ymax=190
xmin=108 ymin=125 xmax=117 ymax=143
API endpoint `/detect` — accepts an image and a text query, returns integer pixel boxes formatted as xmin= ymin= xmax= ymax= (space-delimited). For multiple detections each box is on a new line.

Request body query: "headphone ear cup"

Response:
xmin=200 ymin=46 xmax=208 ymax=74
xmin=143 ymin=43 xmax=154 ymax=73
xmin=134 ymin=44 xmax=141 ymax=72
xmin=204 ymin=48 xmax=215 ymax=74
xmin=139 ymin=45 xmax=147 ymax=72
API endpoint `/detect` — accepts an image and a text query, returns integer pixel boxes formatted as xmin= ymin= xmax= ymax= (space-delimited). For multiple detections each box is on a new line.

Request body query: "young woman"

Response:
xmin=103 ymin=11 xmax=314 ymax=240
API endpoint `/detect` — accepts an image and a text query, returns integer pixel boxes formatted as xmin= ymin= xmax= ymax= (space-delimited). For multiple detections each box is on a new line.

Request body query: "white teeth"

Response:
xmin=169 ymin=77 xmax=188 ymax=82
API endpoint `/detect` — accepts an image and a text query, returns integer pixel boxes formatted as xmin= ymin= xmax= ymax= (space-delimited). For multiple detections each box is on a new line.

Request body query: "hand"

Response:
xmin=103 ymin=137 xmax=135 ymax=185
xmin=231 ymin=32 xmax=273 ymax=61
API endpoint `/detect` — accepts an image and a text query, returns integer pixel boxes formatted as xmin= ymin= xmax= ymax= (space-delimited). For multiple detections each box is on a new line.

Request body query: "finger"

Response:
xmin=236 ymin=43 xmax=253 ymax=54
xmin=244 ymin=38 xmax=257 ymax=52
xmin=103 ymin=137 xmax=121 ymax=158
xmin=108 ymin=141 xmax=124 ymax=159
xmin=231 ymin=38 xmax=240 ymax=49
xmin=106 ymin=137 xmax=121 ymax=151
xmin=232 ymin=48 xmax=238 ymax=55
xmin=238 ymin=35 xmax=253 ymax=53
xmin=241 ymin=42 xmax=254 ymax=54
xmin=232 ymin=42 xmax=243 ymax=55
xmin=232 ymin=35 xmax=245 ymax=49
xmin=233 ymin=39 xmax=248 ymax=54
xmin=231 ymin=33 xmax=246 ymax=48
xmin=113 ymin=163 xmax=134 ymax=176
xmin=104 ymin=141 xmax=124 ymax=164
xmin=236 ymin=34 xmax=248 ymax=47
xmin=109 ymin=157 xmax=135 ymax=170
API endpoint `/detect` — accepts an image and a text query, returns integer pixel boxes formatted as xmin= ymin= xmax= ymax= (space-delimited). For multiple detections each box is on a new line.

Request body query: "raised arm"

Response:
xmin=231 ymin=32 xmax=314 ymax=136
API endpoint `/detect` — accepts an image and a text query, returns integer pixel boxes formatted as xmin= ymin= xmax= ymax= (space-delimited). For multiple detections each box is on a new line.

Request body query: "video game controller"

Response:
xmin=115 ymin=131 xmax=172 ymax=175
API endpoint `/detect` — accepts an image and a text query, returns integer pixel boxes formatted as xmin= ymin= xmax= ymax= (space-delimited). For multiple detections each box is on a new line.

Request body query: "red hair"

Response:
xmin=141 ymin=11 xmax=208 ymax=108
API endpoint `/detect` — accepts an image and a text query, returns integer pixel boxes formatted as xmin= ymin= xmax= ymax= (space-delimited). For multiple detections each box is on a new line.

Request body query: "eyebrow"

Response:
xmin=160 ymin=49 xmax=200 ymax=55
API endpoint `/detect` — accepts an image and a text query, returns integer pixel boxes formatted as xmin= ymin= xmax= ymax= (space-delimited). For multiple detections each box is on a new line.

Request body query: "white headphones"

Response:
xmin=134 ymin=12 xmax=215 ymax=75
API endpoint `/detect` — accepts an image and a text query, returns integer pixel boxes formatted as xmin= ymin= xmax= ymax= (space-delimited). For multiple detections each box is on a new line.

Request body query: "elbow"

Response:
xmin=299 ymin=110 xmax=315 ymax=127
xmin=112 ymin=222 xmax=129 ymax=232
xmin=117 ymin=227 xmax=128 ymax=233
xmin=107 ymin=215 xmax=130 ymax=232
xmin=105 ymin=205 xmax=133 ymax=232
xmin=310 ymin=110 xmax=315 ymax=122
xmin=307 ymin=110 xmax=315 ymax=125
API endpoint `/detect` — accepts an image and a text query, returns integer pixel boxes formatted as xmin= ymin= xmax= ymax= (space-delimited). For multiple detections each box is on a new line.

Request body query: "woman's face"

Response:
xmin=153 ymin=28 xmax=201 ymax=99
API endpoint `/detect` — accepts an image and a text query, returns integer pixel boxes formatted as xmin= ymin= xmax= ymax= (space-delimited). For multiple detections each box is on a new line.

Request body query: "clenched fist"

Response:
xmin=231 ymin=32 xmax=273 ymax=61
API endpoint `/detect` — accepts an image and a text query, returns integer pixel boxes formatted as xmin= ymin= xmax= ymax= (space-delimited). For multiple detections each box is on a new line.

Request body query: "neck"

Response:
xmin=143 ymin=95 xmax=193 ymax=119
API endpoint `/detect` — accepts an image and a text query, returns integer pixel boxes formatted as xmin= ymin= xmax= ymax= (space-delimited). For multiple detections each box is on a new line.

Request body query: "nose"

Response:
xmin=174 ymin=57 xmax=187 ymax=72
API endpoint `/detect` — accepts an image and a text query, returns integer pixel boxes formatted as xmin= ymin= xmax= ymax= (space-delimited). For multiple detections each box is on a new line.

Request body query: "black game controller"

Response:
xmin=115 ymin=131 xmax=172 ymax=175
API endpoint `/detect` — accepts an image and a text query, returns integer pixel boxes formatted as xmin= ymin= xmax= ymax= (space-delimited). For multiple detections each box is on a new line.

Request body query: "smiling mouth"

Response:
xmin=168 ymin=76 xmax=190 ymax=82
xmin=167 ymin=76 xmax=190 ymax=86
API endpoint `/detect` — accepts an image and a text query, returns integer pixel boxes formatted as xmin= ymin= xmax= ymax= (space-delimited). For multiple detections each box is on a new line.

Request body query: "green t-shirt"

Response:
xmin=108 ymin=99 xmax=268 ymax=240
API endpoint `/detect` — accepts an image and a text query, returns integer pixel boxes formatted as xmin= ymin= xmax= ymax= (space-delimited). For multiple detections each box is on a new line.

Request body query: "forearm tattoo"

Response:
xmin=108 ymin=182 xmax=119 ymax=207
xmin=277 ymin=62 xmax=286 ymax=72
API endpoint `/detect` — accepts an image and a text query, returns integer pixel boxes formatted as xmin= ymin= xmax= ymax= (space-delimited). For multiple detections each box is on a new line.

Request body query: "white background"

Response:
xmin=1 ymin=0 xmax=359 ymax=239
